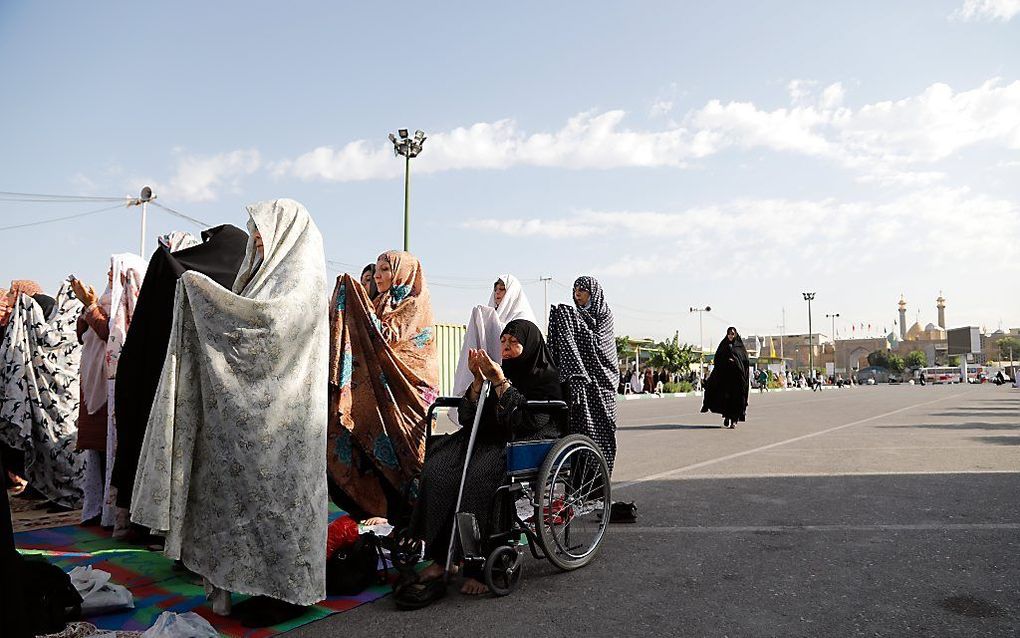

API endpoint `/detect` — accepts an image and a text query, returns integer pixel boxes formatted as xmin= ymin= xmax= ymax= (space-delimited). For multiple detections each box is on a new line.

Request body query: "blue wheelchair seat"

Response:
xmin=506 ymin=439 xmax=557 ymax=476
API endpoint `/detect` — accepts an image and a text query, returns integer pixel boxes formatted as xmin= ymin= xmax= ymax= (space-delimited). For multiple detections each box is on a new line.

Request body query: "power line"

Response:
xmin=0 ymin=190 xmax=131 ymax=203
xmin=0 ymin=203 xmax=127 ymax=232
xmin=149 ymin=201 xmax=210 ymax=228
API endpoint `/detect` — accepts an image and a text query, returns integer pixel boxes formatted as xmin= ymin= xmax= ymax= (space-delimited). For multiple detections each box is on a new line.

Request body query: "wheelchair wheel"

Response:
xmin=483 ymin=545 xmax=523 ymax=596
xmin=533 ymin=434 xmax=611 ymax=571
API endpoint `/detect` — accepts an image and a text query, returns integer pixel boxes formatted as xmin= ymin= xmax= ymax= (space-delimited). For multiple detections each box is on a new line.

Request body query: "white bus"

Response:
xmin=919 ymin=367 xmax=960 ymax=384
xmin=919 ymin=365 xmax=988 ymax=384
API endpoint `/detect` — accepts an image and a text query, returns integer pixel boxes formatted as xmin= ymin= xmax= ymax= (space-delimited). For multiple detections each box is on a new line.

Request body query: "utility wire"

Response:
xmin=0 ymin=203 xmax=127 ymax=232
xmin=149 ymin=201 xmax=210 ymax=228
xmin=0 ymin=190 xmax=131 ymax=203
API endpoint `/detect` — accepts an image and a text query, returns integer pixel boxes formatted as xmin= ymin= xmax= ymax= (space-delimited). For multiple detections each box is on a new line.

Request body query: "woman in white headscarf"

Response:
xmin=131 ymin=199 xmax=328 ymax=619
xmin=451 ymin=275 xmax=537 ymax=398
xmin=73 ymin=254 xmax=147 ymax=529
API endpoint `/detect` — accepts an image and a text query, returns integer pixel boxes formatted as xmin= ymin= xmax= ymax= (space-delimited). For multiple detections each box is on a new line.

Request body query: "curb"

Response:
xmin=617 ymin=386 xmax=809 ymax=402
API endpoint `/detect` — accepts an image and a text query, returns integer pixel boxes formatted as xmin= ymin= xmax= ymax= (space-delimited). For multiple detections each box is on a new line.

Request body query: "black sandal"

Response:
xmin=394 ymin=578 xmax=447 ymax=610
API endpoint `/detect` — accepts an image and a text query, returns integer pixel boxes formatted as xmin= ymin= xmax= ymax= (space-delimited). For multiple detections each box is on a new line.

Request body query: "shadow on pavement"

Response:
xmin=970 ymin=435 xmax=1020 ymax=446
xmin=286 ymin=473 xmax=1020 ymax=638
xmin=881 ymin=421 xmax=1019 ymax=431
xmin=617 ymin=423 xmax=724 ymax=431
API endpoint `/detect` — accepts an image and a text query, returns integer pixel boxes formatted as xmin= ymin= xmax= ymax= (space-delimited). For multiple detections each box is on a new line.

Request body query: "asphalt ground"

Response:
xmin=291 ymin=384 xmax=1020 ymax=637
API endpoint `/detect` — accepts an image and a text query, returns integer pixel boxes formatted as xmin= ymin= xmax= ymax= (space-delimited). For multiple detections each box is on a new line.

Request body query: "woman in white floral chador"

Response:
xmin=131 ymin=199 xmax=329 ymax=612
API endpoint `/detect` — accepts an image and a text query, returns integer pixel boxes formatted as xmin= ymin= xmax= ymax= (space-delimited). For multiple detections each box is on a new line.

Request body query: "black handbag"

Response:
xmin=326 ymin=533 xmax=388 ymax=596
xmin=17 ymin=555 xmax=83 ymax=634
xmin=609 ymin=501 xmax=638 ymax=524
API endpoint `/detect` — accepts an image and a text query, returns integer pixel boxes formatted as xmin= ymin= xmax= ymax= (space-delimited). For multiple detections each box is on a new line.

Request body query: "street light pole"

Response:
xmin=540 ymin=276 xmax=552 ymax=332
xmin=826 ymin=312 xmax=840 ymax=374
xmin=389 ymin=129 xmax=426 ymax=252
xmin=803 ymin=292 xmax=816 ymax=376
xmin=690 ymin=306 xmax=711 ymax=373
xmin=128 ymin=186 xmax=155 ymax=256
xmin=403 ymin=153 xmax=411 ymax=252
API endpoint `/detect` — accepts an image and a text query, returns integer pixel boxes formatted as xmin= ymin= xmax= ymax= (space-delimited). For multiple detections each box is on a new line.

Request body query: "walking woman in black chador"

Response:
xmin=701 ymin=327 xmax=750 ymax=428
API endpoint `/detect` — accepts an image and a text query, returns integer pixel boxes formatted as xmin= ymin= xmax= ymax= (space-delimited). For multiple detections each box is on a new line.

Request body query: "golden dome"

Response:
xmin=905 ymin=321 xmax=925 ymax=341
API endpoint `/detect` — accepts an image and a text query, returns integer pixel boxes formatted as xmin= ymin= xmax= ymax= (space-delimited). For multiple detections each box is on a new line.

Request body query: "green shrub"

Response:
xmin=663 ymin=381 xmax=694 ymax=393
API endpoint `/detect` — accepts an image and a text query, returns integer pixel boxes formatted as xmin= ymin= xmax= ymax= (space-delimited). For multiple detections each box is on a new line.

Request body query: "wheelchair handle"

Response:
xmin=425 ymin=397 xmax=569 ymax=439
xmin=522 ymin=400 xmax=568 ymax=412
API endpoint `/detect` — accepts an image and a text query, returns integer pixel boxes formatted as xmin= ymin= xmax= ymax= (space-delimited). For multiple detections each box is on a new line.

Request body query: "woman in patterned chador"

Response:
xmin=72 ymin=253 xmax=147 ymax=532
xmin=547 ymin=276 xmax=620 ymax=474
xmin=326 ymin=251 xmax=439 ymax=524
xmin=131 ymin=199 xmax=329 ymax=616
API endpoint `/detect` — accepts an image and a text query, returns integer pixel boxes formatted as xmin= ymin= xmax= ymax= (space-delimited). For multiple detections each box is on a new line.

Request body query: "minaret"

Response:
xmin=898 ymin=295 xmax=907 ymax=340
xmin=936 ymin=292 xmax=946 ymax=329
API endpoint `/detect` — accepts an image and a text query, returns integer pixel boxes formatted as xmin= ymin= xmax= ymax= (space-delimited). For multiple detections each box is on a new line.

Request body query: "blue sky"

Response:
xmin=2 ymin=1 xmax=1018 ymax=345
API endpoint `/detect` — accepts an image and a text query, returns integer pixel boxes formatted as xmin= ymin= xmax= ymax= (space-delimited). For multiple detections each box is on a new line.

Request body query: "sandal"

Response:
xmin=394 ymin=577 xmax=447 ymax=610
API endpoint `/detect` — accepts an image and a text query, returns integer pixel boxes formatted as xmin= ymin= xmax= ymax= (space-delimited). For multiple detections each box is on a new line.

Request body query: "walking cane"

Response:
xmin=445 ymin=379 xmax=491 ymax=581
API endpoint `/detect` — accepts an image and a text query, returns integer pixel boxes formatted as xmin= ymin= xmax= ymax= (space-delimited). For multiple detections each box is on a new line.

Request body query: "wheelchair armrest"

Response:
xmin=522 ymin=400 xmax=569 ymax=413
xmin=426 ymin=396 xmax=464 ymax=439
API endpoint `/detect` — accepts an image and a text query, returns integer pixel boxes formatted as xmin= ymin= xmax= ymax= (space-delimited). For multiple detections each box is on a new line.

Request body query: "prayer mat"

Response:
xmin=14 ymin=513 xmax=393 ymax=637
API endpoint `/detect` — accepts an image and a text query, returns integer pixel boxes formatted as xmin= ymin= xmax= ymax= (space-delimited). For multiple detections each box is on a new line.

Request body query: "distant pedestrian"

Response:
xmin=629 ymin=367 xmax=643 ymax=394
xmin=701 ymin=327 xmax=750 ymax=429
xmin=757 ymin=368 xmax=769 ymax=393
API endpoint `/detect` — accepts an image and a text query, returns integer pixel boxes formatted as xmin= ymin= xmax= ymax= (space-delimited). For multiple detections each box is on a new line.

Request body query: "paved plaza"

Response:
xmin=293 ymin=384 xmax=1020 ymax=637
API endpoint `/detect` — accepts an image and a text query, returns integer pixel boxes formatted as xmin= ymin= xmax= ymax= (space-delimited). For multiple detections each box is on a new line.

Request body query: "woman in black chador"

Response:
xmin=701 ymin=327 xmax=750 ymax=428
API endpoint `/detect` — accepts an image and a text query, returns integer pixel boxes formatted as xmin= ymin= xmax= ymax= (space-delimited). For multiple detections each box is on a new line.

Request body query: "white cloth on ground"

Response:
xmin=69 ymin=566 xmax=134 ymax=615
xmin=131 ymin=199 xmax=329 ymax=606
xmin=140 ymin=612 xmax=217 ymax=638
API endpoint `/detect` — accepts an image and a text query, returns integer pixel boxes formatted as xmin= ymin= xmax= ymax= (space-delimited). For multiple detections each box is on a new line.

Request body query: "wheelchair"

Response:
xmin=421 ymin=387 xmax=611 ymax=596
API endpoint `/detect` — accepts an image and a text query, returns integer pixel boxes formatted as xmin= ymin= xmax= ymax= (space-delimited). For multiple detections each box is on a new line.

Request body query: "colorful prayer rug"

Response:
xmin=15 ymin=520 xmax=393 ymax=637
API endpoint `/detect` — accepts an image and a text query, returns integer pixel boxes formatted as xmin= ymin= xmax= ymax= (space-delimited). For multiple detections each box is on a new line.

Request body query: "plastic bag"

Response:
xmin=140 ymin=611 xmax=218 ymax=638
xmin=68 ymin=566 xmax=134 ymax=615
xmin=326 ymin=515 xmax=360 ymax=558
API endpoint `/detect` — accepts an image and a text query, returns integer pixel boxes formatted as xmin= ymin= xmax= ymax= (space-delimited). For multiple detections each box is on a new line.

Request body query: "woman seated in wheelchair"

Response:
xmin=397 ymin=319 xmax=562 ymax=608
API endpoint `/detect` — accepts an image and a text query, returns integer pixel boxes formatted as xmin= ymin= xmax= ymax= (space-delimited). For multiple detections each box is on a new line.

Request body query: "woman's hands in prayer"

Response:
xmin=70 ymin=278 xmax=98 ymax=307
xmin=467 ymin=349 xmax=509 ymax=398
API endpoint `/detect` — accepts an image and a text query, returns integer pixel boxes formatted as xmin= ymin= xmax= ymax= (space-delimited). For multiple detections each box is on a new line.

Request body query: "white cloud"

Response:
xmin=280 ymin=112 xmax=708 ymax=182
xmin=168 ymin=149 xmax=262 ymax=202
xmin=649 ymin=99 xmax=674 ymax=117
xmin=465 ymin=188 xmax=1020 ymax=280
xmin=462 ymin=217 xmax=606 ymax=238
xmin=952 ymin=0 xmax=1020 ymax=21
xmin=275 ymin=79 xmax=1020 ymax=186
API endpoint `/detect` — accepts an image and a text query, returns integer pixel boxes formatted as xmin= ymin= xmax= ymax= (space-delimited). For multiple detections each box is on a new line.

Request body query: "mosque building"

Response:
xmin=833 ymin=294 xmax=949 ymax=372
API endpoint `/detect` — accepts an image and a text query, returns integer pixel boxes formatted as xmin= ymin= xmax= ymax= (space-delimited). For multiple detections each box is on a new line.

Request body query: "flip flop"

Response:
xmin=395 ymin=578 xmax=447 ymax=610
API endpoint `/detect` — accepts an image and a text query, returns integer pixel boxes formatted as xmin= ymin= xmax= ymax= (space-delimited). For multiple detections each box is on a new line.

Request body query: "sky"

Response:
xmin=1 ymin=1 xmax=1018 ymax=348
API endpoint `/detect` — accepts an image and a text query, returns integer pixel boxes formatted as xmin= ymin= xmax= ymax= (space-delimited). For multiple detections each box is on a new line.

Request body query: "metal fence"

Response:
xmin=434 ymin=323 xmax=467 ymax=396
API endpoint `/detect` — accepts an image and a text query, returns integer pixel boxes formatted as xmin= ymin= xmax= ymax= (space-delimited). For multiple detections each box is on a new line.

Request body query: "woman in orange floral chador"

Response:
xmin=327 ymin=251 xmax=439 ymax=522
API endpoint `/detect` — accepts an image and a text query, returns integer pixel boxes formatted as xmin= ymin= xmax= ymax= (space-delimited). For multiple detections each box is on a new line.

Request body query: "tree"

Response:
xmin=867 ymin=349 xmax=905 ymax=372
xmin=947 ymin=355 xmax=960 ymax=366
xmin=615 ymin=336 xmax=632 ymax=363
xmin=998 ymin=336 xmax=1020 ymax=362
xmin=887 ymin=353 xmax=906 ymax=373
xmin=867 ymin=350 xmax=891 ymax=369
xmin=650 ymin=334 xmax=697 ymax=375
xmin=904 ymin=350 xmax=928 ymax=369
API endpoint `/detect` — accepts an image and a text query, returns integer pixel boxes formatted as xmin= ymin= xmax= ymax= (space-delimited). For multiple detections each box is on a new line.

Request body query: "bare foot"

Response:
xmin=361 ymin=517 xmax=388 ymax=526
xmin=460 ymin=577 xmax=489 ymax=595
